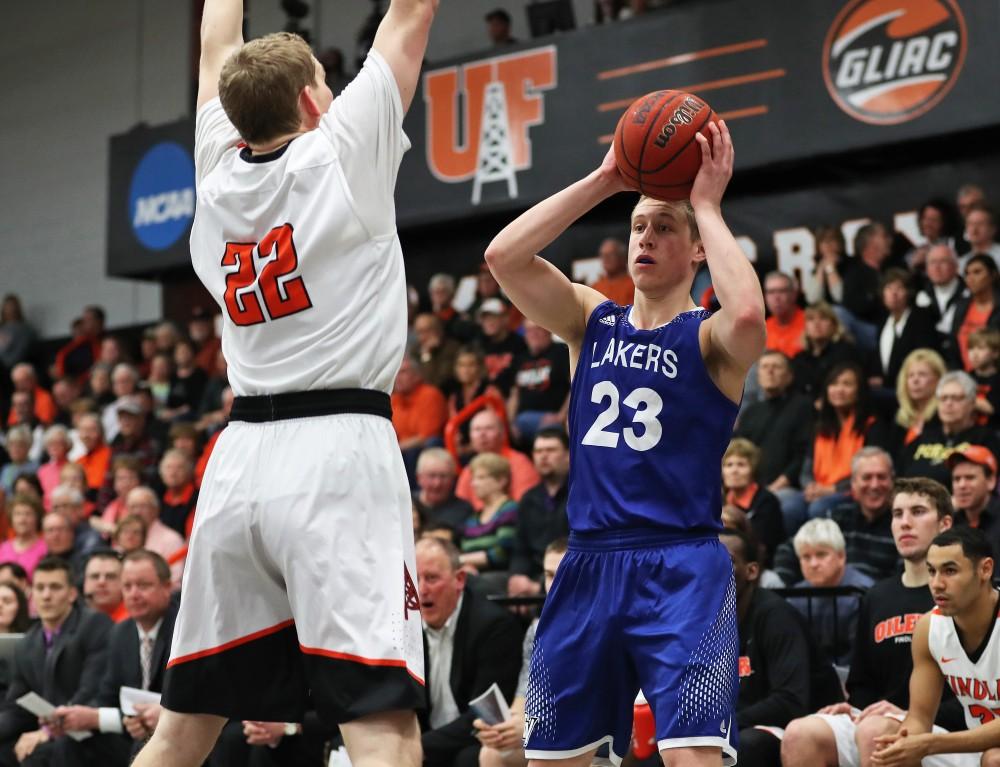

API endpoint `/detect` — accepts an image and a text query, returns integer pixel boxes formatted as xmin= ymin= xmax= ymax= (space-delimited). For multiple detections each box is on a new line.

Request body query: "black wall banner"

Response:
xmin=107 ymin=0 xmax=999 ymax=280
xmin=398 ymin=0 xmax=1000 ymax=226
xmin=107 ymin=120 xmax=198 ymax=278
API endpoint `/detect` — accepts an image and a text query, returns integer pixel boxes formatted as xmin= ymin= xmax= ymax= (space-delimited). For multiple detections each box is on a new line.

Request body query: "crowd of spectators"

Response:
xmin=0 ymin=181 xmax=997 ymax=765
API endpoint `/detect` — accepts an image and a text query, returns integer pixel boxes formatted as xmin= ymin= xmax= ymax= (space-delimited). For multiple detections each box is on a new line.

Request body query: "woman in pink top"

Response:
xmin=0 ymin=494 xmax=47 ymax=580
xmin=37 ymin=425 xmax=72 ymax=511
xmin=91 ymin=456 xmax=143 ymax=539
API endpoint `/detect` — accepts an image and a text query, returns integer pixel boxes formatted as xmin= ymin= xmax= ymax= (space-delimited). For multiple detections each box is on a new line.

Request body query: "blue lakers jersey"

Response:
xmin=566 ymin=300 xmax=739 ymax=533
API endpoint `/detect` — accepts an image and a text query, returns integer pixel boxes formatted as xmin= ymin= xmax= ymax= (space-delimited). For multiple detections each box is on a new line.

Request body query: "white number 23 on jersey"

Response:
xmin=581 ymin=381 xmax=663 ymax=452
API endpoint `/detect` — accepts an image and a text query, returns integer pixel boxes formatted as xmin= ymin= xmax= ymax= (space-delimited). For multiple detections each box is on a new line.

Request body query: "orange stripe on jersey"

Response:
xmin=167 ymin=619 xmax=296 ymax=668
xmin=299 ymin=645 xmax=425 ymax=686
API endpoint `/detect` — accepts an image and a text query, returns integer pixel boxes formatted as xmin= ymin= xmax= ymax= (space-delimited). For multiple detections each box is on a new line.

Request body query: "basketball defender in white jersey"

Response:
xmin=872 ymin=527 xmax=1000 ymax=766
xmin=131 ymin=1 xmax=438 ymax=766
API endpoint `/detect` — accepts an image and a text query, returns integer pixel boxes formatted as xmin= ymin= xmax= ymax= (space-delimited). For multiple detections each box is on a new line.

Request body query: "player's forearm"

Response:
xmin=201 ymin=0 xmax=244 ymax=51
xmin=926 ymin=720 xmax=1000 ymax=755
xmin=485 ymin=171 xmax=618 ymax=277
xmin=896 ymin=713 xmax=933 ymax=737
xmin=694 ymin=204 xmax=763 ymax=321
xmin=388 ymin=0 xmax=440 ymax=16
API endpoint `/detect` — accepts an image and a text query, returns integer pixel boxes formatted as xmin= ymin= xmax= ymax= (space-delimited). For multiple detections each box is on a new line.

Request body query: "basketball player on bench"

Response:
xmin=872 ymin=527 xmax=1000 ymax=766
xmin=131 ymin=0 xmax=438 ymax=765
xmin=486 ymin=119 xmax=765 ymax=766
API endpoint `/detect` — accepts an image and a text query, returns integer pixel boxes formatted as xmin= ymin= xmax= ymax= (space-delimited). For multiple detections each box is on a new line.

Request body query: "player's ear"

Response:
xmin=299 ymin=86 xmax=323 ymax=121
xmin=691 ymin=239 xmax=707 ymax=264
xmin=746 ymin=561 xmax=760 ymax=584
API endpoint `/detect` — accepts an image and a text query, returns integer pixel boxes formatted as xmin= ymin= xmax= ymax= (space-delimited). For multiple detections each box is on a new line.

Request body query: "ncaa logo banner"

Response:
xmin=423 ymin=46 xmax=557 ymax=205
xmin=129 ymin=141 xmax=195 ymax=251
xmin=823 ymin=0 xmax=967 ymax=125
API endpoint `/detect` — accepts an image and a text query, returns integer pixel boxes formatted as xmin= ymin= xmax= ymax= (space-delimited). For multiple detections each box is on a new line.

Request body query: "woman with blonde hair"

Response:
xmin=721 ymin=438 xmax=785 ymax=567
xmin=792 ymin=301 xmax=862 ymax=398
xmin=876 ymin=348 xmax=947 ymax=456
xmin=461 ymin=452 xmax=518 ymax=576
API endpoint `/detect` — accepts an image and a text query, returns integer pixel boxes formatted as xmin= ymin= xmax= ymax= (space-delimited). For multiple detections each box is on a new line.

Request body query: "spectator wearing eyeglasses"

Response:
xmin=763 ymin=272 xmax=805 ymax=359
xmin=897 ymin=371 xmax=1000 ymax=486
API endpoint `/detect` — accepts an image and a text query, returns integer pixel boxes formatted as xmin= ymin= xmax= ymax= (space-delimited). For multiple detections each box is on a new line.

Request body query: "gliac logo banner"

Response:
xmin=424 ymin=46 xmax=557 ymax=204
xmin=129 ymin=141 xmax=195 ymax=251
xmin=823 ymin=0 xmax=966 ymax=125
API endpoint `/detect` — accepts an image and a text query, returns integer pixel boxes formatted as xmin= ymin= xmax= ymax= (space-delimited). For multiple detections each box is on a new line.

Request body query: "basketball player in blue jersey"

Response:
xmin=484 ymin=120 xmax=765 ymax=767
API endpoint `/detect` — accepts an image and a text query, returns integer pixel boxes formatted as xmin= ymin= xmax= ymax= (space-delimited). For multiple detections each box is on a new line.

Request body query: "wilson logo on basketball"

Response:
xmin=651 ymin=95 xmax=706 ymax=149
xmin=823 ymin=0 xmax=967 ymax=125
xmin=423 ymin=46 xmax=557 ymax=204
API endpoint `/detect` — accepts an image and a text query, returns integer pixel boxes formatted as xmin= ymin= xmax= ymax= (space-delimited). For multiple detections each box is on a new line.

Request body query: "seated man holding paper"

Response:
xmin=416 ymin=536 xmax=524 ymax=767
xmin=208 ymin=701 xmax=335 ymax=767
xmin=0 ymin=557 xmax=113 ymax=767
xmin=475 ymin=537 xmax=567 ymax=767
xmin=46 ymin=550 xmax=176 ymax=767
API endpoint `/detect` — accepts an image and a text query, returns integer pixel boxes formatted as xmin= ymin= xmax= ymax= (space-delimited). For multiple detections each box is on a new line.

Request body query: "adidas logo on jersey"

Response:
xmin=599 ymin=315 xmax=616 ymax=326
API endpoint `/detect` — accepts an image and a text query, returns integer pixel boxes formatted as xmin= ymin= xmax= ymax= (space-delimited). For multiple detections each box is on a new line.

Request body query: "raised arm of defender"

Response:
xmin=693 ymin=122 xmax=766 ymax=398
xmin=373 ymin=0 xmax=440 ymax=113
xmin=485 ymin=149 xmax=630 ymax=349
xmin=196 ymin=0 xmax=245 ymax=109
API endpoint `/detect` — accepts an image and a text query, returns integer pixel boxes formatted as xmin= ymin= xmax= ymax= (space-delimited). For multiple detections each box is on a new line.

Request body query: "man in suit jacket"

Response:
xmin=415 ymin=537 xmax=523 ymax=767
xmin=0 ymin=556 xmax=112 ymax=767
xmin=48 ymin=550 xmax=176 ymax=766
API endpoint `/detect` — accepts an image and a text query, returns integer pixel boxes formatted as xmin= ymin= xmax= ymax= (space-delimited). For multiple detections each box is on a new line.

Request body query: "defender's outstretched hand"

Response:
xmin=689 ymin=120 xmax=734 ymax=210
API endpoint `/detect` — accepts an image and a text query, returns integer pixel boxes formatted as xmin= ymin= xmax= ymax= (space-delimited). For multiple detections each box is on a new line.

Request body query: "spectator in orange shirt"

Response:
xmin=764 ymin=271 xmax=807 ymax=358
xmin=590 ymin=237 xmax=635 ymax=307
xmin=456 ymin=408 xmax=540 ymax=510
xmin=393 ymin=356 xmax=448 ymax=485
xmin=75 ymin=413 xmax=112 ymax=500
xmin=7 ymin=363 xmax=57 ymax=426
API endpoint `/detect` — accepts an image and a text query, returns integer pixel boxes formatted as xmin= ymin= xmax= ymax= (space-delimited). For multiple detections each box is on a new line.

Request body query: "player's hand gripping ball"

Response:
xmin=613 ymin=90 xmax=721 ymax=201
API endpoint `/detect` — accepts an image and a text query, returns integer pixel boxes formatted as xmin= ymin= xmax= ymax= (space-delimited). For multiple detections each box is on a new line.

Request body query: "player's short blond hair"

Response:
xmin=631 ymin=196 xmax=701 ymax=242
xmin=219 ymin=32 xmax=317 ymax=145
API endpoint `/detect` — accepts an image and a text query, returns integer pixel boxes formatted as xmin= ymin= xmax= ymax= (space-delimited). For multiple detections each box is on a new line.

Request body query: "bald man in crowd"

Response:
xmin=454 ymin=409 xmax=539 ymax=510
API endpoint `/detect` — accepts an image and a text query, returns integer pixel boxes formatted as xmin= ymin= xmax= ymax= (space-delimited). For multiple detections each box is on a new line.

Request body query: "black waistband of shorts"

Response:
xmin=230 ymin=389 xmax=391 ymax=423
xmin=568 ymin=527 xmax=719 ymax=552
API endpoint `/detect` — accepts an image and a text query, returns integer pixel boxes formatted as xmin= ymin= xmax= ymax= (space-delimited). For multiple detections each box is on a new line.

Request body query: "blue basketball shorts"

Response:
xmin=523 ymin=530 xmax=738 ymax=767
